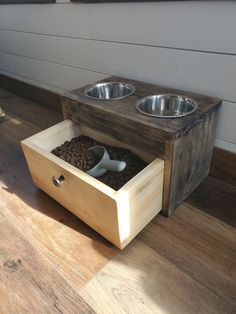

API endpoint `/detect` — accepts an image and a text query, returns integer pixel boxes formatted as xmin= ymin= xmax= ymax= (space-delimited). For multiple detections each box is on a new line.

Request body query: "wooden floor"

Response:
xmin=0 ymin=88 xmax=235 ymax=314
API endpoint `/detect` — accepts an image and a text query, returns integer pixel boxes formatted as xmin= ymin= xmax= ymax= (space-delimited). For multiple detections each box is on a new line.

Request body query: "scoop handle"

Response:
xmin=100 ymin=160 xmax=126 ymax=172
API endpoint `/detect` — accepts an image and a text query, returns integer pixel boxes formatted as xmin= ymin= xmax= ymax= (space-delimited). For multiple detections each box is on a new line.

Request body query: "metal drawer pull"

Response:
xmin=52 ymin=175 xmax=65 ymax=187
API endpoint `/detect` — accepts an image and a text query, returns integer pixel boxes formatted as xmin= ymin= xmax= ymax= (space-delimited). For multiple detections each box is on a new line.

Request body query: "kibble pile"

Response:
xmin=51 ymin=135 xmax=147 ymax=190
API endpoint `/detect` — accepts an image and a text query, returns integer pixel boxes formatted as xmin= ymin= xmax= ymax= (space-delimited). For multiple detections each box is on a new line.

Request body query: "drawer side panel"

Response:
xmin=117 ymin=158 xmax=164 ymax=249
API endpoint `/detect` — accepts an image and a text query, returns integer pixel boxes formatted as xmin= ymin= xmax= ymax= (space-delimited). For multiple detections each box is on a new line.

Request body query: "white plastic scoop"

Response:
xmin=86 ymin=145 xmax=126 ymax=178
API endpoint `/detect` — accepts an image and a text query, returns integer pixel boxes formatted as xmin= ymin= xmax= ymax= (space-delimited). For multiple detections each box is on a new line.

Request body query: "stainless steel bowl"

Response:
xmin=84 ymin=82 xmax=135 ymax=100
xmin=136 ymin=94 xmax=198 ymax=118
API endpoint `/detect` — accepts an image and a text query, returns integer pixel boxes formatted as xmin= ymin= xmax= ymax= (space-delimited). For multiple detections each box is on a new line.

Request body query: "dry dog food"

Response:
xmin=51 ymin=135 xmax=147 ymax=190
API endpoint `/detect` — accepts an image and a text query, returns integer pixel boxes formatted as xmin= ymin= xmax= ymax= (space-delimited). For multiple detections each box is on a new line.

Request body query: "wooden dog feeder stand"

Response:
xmin=22 ymin=76 xmax=221 ymax=248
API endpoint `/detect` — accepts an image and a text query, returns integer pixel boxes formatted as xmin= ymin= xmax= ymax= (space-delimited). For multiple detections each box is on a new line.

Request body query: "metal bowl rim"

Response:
xmin=83 ymin=82 xmax=136 ymax=100
xmin=135 ymin=94 xmax=198 ymax=119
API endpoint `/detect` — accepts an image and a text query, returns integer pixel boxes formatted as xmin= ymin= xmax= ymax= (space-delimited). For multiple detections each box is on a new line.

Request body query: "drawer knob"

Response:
xmin=52 ymin=175 xmax=65 ymax=187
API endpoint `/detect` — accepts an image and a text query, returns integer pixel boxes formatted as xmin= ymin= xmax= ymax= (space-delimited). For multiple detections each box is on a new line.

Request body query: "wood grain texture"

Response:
xmin=0 ymin=71 xmax=233 ymax=152
xmin=0 ymin=140 xmax=117 ymax=289
xmin=139 ymin=204 xmax=236 ymax=309
xmin=63 ymin=76 xmax=221 ymax=215
xmin=0 ymin=210 xmax=6 ymax=223
xmin=210 ymin=147 xmax=236 ymax=186
xmin=186 ymin=176 xmax=236 ymax=228
xmin=80 ymin=237 xmax=235 ymax=314
xmin=0 ymin=89 xmax=117 ymax=290
xmin=0 ymin=88 xmax=235 ymax=312
xmin=0 ymin=219 xmax=93 ymax=314
xmin=166 ymin=109 xmax=220 ymax=216
xmin=22 ymin=120 xmax=164 ymax=248
xmin=63 ymin=76 xmax=221 ymax=142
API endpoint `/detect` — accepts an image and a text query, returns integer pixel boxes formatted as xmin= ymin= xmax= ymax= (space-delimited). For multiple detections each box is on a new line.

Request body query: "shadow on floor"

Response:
xmin=185 ymin=176 xmax=236 ymax=228
xmin=0 ymin=96 xmax=115 ymax=262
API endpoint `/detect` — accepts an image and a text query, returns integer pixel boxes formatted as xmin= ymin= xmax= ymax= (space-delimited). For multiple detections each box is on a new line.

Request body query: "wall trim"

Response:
xmin=0 ymin=74 xmax=62 ymax=114
xmin=0 ymin=73 xmax=235 ymax=186
xmin=210 ymin=147 xmax=236 ymax=186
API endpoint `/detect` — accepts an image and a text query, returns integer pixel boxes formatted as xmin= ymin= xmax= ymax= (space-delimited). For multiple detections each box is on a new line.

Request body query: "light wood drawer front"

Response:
xmin=21 ymin=120 xmax=164 ymax=249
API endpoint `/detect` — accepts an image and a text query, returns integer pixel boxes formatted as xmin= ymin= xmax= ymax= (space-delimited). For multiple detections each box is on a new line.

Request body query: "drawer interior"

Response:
xmin=24 ymin=119 xmax=159 ymax=192
xmin=30 ymin=119 xmax=156 ymax=163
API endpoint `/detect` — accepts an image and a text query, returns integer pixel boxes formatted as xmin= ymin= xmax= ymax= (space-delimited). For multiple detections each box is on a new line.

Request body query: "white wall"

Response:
xmin=0 ymin=1 xmax=235 ymax=152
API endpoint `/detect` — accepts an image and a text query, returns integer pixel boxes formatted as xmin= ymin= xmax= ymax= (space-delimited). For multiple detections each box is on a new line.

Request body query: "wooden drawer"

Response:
xmin=21 ymin=120 xmax=164 ymax=249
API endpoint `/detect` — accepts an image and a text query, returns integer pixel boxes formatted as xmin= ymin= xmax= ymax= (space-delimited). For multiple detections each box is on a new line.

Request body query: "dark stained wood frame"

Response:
xmin=62 ymin=76 xmax=222 ymax=216
xmin=0 ymin=74 xmax=234 ymax=192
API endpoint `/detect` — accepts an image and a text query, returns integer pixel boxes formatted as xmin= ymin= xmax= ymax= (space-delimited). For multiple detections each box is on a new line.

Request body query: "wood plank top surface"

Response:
xmin=64 ymin=76 xmax=221 ymax=138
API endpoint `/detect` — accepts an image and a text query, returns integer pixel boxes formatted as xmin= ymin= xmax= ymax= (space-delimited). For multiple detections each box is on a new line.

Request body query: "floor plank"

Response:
xmin=185 ymin=176 xmax=236 ymax=228
xmin=0 ymin=209 xmax=6 ymax=223
xmin=80 ymin=239 xmax=234 ymax=314
xmin=139 ymin=204 xmax=236 ymax=307
xmin=0 ymin=219 xmax=93 ymax=314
